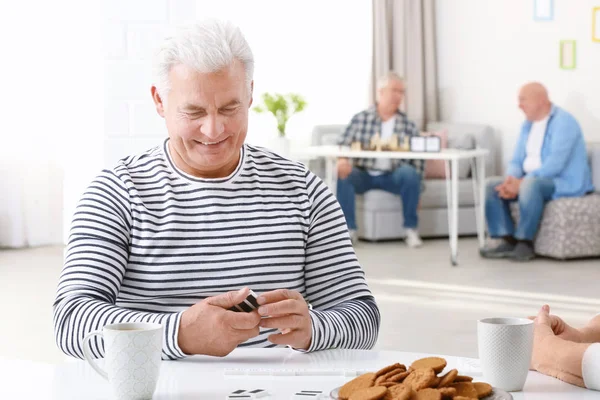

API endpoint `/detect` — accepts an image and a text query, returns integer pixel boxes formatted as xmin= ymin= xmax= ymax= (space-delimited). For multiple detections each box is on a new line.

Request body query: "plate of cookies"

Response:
xmin=329 ymin=357 xmax=512 ymax=400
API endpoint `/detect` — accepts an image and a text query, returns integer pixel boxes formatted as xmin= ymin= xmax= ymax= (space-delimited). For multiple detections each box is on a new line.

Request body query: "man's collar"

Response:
xmin=369 ymin=104 xmax=406 ymax=119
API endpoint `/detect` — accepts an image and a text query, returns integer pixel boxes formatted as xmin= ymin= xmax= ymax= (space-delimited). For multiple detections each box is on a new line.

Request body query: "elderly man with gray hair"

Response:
xmin=336 ymin=72 xmax=424 ymax=247
xmin=53 ymin=20 xmax=380 ymax=360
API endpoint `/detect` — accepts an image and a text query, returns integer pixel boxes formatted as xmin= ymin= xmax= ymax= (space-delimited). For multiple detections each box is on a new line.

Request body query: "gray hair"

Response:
xmin=376 ymin=71 xmax=404 ymax=92
xmin=153 ymin=19 xmax=254 ymax=99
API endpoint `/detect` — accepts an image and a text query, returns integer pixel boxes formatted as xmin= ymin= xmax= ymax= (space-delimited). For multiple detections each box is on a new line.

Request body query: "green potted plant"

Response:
xmin=252 ymin=92 xmax=307 ymax=137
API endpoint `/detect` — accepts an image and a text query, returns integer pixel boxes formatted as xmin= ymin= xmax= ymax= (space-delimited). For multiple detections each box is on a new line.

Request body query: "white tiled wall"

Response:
xmin=103 ymin=0 xmax=197 ymax=167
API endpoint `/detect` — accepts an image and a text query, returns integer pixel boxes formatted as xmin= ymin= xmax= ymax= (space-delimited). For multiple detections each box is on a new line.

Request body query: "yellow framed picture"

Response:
xmin=593 ymin=7 xmax=600 ymax=42
xmin=559 ymin=40 xmax=576 ymax=70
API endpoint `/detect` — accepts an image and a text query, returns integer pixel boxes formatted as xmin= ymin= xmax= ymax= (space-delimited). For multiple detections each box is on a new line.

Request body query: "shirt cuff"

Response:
xmin=583 ymin=343 xmax=600 ymax=390
xmin=506 ymin=167 xmax=523 ymax=179
xmin=300 ymin=309 xmax=327 ymax=353
xmin=165 ymin=311 xmax=188 ymax=360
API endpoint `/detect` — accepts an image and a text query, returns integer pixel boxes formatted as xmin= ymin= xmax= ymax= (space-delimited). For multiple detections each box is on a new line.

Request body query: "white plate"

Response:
xmin=329 ymin=386 xmax=513 ymax=399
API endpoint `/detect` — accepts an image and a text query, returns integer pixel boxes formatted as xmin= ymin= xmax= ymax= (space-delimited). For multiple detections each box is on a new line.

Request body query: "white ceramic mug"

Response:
xmin=477 ymin=317 xmax=534 ymax=392
xmin=83 ymin=322 xmax=163 ymax=400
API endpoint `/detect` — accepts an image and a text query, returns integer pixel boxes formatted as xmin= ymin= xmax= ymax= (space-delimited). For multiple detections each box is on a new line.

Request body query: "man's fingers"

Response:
xmin=231 ymin=324 xmax=261 ymax=343
xmin=206 ymin=287 xmax=249 ymax=309
xmin=259 ymin=314 xmax=304 ymax=330
xmin=257 ymin=289 xmax=303 ymax=306
xmin=223 ymin=310 xmax=261 ymax=330
xmin=267 ymin=329 xmax=305 ymax=347
xmin=258 ymin=299 xmax=305 ymax=318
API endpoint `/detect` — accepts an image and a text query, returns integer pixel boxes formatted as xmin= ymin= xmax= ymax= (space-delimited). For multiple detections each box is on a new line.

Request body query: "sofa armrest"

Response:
xmin=309 ymin=125 xmax=346 ymax=179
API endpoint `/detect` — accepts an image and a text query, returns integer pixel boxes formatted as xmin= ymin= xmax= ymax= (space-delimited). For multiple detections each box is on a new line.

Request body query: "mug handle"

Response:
xmin=82 ymin=330 xmax=108 ymax=380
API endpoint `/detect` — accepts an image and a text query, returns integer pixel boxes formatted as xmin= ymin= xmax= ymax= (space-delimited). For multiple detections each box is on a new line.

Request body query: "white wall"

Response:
xmin=436 ymin=0 xmax=600 ymax=170
xmin=103 ymin=0 xmax=197 ymax=168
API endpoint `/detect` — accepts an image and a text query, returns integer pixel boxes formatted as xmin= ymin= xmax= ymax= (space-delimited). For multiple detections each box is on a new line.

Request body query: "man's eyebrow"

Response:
xmin=220 ymin=100 xmax=241 ymax=108
xmin=180 ymin=103 xmax=205 ymax=111
xmin=180 ymin=100 xmax=241 ymax=111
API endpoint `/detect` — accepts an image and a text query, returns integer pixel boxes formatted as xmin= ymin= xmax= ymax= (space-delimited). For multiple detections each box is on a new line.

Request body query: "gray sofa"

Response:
xmin=509 ymin=143 xmax=600 ymax=259
xmin=309 ymin=122 xmax=497 ymax=240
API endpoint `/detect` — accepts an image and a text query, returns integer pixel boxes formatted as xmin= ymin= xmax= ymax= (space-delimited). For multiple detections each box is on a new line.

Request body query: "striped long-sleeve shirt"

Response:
xmin=53 ymin=140 xmax=380 ymax=360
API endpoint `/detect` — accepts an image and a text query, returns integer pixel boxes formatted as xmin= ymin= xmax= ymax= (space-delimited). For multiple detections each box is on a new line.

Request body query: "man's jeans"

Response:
xmin=336 ymin=165 xmax=421 ymax=230
xmin=485 ymin=176 xmax=555 ymax=241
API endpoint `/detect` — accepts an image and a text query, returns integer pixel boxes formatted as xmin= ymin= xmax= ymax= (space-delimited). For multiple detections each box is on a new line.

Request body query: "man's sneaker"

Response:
xmin=405 ymin=229 xmax=423 ymax=248
xmin=480 ymin=240 xmax=516 ymax=259
xmin=511 ymin=241 xmax=536 ymax=262
xmin=349 ymin=229 xmax=359 ymax=244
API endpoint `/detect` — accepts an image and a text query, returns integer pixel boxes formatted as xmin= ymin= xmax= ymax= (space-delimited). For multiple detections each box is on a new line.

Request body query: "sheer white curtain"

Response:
xmin=371 ymin=0 xmax=438 ymax=129
xmin=0 ymin=1 xmax=103 ymax=248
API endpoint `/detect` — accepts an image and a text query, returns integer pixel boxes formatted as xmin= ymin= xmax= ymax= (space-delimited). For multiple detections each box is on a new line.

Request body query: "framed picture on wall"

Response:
xmin=559 ymin=40 xmax=576 ymax=70
xmin=593 ymin=7 xmax=600 ymax=42
xmin=534 ymin=0 xmax=553 ymax=21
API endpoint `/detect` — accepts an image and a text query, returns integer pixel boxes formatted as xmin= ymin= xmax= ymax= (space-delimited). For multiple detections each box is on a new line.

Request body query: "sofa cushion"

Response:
xmin=424 ymin=130 xmax=448 ymax=179
xmin=421 ymin=179 xmax=476 ymax=209
xmin=510 ymin=194 xmax=600 ymax=259
xmin=357 ymin=179 xmax=476 ymax=211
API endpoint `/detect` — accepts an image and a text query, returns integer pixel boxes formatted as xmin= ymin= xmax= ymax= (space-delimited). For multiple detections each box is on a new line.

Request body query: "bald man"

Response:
xmin=481 ymin=82 xmax=594 ymax=261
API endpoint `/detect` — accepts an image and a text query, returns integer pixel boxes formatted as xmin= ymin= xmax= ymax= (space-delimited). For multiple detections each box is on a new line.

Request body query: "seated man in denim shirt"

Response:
xmin=481 ymin=82 xmax=594 ymax=261
xmin=336 ymin=71 xmax=424 ymax=247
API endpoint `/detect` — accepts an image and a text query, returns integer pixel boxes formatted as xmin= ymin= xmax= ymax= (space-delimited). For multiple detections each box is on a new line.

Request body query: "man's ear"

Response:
xmin=151 ymin=86 xmax=166 ymax=117
xmin=248 ymin=81 xmax=254 ymax=107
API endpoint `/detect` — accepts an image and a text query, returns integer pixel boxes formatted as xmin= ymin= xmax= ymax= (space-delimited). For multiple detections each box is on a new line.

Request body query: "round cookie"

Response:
xmin=438 ymin=387 xmax=457 ymax=399
xmin=410 ymin=357 xmax=447 ymax=374
xmin=339 ymin=373 xmax=376 ymax=400
xmin=376 ymin=368 xmax=405 ymax=384
xmin=403 ymin=368 xmax=436 ymax=391
xmin=473 ymin=382 xmax=493 ymax=399
xmin=375 ymin=363 xmax=406 ymax=378
xmin=387 ymin=371 xmax=410 ymax=383
xmin=388 ymin=384 xmax=412 ymax=400
xmin=380 ymin=382 xmax=401 ymax=388
xmin=413 ymin=388 xmax=442 ymax=400
xmin=437 ymin=369 xmax=458 ymax=388
xmin=454 ymin=397 xmax=473 ymax=400
xmin=348 ymin=386 xmax=388 ymax=400
xmin=449 ymin=382 xmax=478 ymax=399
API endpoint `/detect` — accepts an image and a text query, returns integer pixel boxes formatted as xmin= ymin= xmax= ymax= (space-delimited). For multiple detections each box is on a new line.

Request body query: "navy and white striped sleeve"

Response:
xmin=302 ymin=170 xmax=380 ymax=351
xmin=52 ymin=169 xmax=186 ymax=360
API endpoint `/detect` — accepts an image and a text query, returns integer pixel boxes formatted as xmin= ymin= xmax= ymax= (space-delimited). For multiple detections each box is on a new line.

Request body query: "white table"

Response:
xmin=293 ymin=146 xmax=490 ymax=266
xmin=1 ymin=349 xmax=598 ymax=399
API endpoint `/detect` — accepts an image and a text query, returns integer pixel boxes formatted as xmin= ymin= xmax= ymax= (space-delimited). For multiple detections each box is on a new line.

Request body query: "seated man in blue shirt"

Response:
xmin=481 ymin=82 xmax=594 ymax=261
